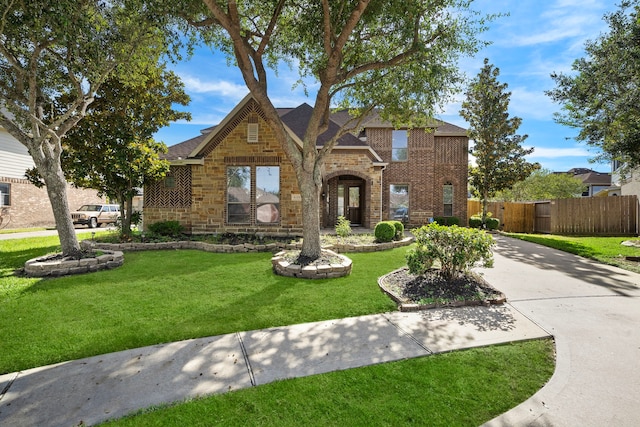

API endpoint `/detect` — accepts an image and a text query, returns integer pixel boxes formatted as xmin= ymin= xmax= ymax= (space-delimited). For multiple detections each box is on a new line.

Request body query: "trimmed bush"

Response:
xmin=374 ymin=221 xmax=396 ymax=243
xmin=147 ymin=220 xmax=184 ymax=237
xmin=486 ymin=217 xmax=500 ymax=230
xmin=433 ymin=216 xmax=460 ymax=226
xmin=406 ymin=223 xmax=494 ymax=281
xmin=468 ymin=217 xmax=483 ymax=228
xmin=468 ymin=213 xmax=500 ymax=230
xmin=389 ymin=220 xmax=404 ymax=240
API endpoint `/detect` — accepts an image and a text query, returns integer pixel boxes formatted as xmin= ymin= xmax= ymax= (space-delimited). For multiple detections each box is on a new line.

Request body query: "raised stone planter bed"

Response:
xmin=24 ymin=250 xmax=124 ymax=278
xmin=81 ymin=235 xmax=414 ymax=254
xmin=378 ymin=267 xmax=506 ymax=312
xmin=271 ymin=249 xmax=352 ymax=279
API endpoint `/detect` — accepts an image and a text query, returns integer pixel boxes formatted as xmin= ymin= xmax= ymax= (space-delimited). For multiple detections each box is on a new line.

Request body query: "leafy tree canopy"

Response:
xmin=161 ymin=0 xmax=496 ymax=259
xmin=547 ymin=1 xmax=640 ymax=171
xmin=460 ymin=58 xmax=539 ymax=220
xmin=492 ymin=169 xmax=586 ymax=202
xmin=0 ymin=0 xmax=183 ymax=256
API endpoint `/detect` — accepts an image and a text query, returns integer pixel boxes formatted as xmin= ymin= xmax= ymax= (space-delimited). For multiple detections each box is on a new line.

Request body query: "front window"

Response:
xmin=256 ymin=166 xmax=280 ymax=224
xmin=443 ymin=183 xmax=453 ymax=216
xmin=0 ymin=183 xmax=10 ymax=206
xmin=392 ymin=130 xmax=408 ymax=161
xmin=227 ymin=166 xmax=280 ymax=225
xmin=390 ymin=184 xmax=409 ymax=221
xmin=227 ymin=166 xmax=251 ymax=223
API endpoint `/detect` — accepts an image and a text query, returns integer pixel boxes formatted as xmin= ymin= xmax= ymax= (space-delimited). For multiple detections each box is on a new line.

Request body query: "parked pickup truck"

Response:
xmin=71 ymin=204 xmax=120 ymax=228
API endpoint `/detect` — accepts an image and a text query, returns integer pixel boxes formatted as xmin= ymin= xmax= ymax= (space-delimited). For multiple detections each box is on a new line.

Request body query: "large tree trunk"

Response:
xmin=298 ymin=167 xmax=322 ymax=261
xmin=121 ymin=195 xmax=133 ymax=238
xmin=41 ymin=163 xmax=81 ymax=257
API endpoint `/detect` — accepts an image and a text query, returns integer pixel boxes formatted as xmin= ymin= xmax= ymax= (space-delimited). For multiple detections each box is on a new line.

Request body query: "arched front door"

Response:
xmin=324 ymin=175 xmax=366 ymax=227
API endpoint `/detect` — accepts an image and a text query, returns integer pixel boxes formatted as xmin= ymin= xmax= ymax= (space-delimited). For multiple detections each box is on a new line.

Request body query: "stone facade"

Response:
xmin=145 ymin=100 xmax=304 ymax=235
xmin=0 ymin=176 xmax=106 ymax=229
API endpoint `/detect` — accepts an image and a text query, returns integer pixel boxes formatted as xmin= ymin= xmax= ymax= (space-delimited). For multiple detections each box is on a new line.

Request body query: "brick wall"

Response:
xmin=0 ymin=176 xmax=105 ymax=229
xmin=367 ymin=128 xmax=468 ymax=227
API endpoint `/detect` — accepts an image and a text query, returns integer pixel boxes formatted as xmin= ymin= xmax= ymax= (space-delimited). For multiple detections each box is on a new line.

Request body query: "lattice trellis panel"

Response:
xmin=145 ymin=166 xmax=192 ymax=208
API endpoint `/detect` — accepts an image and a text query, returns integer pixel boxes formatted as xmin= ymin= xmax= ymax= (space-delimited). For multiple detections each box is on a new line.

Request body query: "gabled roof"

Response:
xmin=279 ymin=103 xmax=367 ymax=147
xmin=163 ymin=95 xmax=466 ymax=162
xmin=329 ymin=109 xmax=467 ymax=136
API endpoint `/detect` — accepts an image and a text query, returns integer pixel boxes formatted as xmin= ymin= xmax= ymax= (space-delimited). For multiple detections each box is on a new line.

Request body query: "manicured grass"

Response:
xmin=0 ymin=227 xmax=48 ymax=234
xmin=2 ymin=233 xmax=555 ymax=425
xmin=102 ymin=339 xmax=554 ymax=427
xmin=0 ymin=235 xmax=403 ymax=373
xmin=504 ymin=233 xmax=640 ymax=273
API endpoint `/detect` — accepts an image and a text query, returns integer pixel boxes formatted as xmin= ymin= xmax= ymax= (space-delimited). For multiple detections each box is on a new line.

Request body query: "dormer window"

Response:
xmin=247 ymin=114 xmax=259 ymax=143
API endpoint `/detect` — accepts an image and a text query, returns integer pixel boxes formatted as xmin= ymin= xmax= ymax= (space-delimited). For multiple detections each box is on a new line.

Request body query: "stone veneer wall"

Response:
xmin=322 ymin=149 xmax=384 ymax=228
xmin=145 ymin=101 xmax=304 ymax=235
xmin=0 ymin=176 xmax=106 ymax=229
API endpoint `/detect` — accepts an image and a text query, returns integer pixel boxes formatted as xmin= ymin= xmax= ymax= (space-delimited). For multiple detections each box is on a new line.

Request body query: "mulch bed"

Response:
xmin=379 ymin=267 xmax=506 ymax=310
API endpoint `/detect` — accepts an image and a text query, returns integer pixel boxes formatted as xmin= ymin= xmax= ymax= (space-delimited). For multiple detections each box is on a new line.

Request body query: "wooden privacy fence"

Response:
xmin=467 ymin=195 xmax=639 ymax=236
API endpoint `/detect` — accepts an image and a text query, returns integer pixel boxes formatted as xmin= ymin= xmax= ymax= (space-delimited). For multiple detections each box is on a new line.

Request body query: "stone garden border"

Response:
xmin=20 ymin=236 xmax=412 ymax=278
xmin=271 ymin=249 xmax=352 ymax=279
xmin=80 ymin=235 xmax=414 ymax=254
xmin=24 ymin=250 xmax=124 ymax=278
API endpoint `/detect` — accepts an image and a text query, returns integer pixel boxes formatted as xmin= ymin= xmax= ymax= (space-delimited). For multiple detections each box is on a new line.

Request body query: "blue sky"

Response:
xmin=153 ymin=0 xmax=618 ymax=173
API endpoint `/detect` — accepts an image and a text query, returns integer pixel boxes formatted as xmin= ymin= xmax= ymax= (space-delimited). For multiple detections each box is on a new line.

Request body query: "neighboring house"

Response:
xmin=556 ymin=168 xmax=612 ymax=197
xmin=609 ymin=160 xmax=640 ymax=198
xmin=144 ymin=94 xmax=468 ymax=234
xmin=0 ymin=126 xmax=104 ymax=229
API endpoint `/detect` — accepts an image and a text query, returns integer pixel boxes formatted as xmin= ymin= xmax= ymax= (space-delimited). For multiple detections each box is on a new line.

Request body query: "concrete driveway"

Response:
xmin=482 ymin=235 xmax=640 ymax=427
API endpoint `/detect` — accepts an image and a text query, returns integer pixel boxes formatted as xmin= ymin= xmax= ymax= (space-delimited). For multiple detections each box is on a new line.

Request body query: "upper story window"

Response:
xmin=392 ymin=130 xmax=408 ymax=161
xmin=443 ymin=183 xmax=453 ymax=216
xmin=0 ymin=183 xmax=10 ymax=206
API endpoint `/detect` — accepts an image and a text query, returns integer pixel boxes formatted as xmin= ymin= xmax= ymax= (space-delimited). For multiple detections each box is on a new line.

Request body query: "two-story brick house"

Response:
xmin=144 ymin=94 xmax=468 ymax=234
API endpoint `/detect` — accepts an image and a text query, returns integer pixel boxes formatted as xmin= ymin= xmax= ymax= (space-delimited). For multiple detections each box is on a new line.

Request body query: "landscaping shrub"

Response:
xmin=147 ymin=220 xmax=184 ymax=237
xmin=389 ymin=220 xmax=404 ymax=239
xmin=335 ymin=216 xmax=352 ymax=237
xmin=468 ymin=217 xmax=483 ymax=228
xmin=433 ymin=216 xmax=460 ymax=226
xmin=468 ymin=212 xmax=500 ymax=230
xmin=374 ymin=221 xmax=396 ymax=243
xmin=406 ymin=223 xmax=494 ymax=281
xmin=486 ymin=217 xmax=500 ymax=230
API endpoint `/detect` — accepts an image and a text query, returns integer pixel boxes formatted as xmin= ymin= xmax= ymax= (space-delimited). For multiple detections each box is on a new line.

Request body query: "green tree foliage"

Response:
xmin=493 ymin=169 xmax=586 ymax=201
xmin=0 ymin=0 xmax=176 ymax=256
xmin=460 ymin=58 xmax=539 ymax=224
xmin=547 ymin=1 xmax=640 ymax=171
xmin=60 ymin=69 xmax=189 ymax=237
xmin=166 ymin=0 xmax=494 ymax=260
xmin=406 ymin=223 xmax=494 ymax=281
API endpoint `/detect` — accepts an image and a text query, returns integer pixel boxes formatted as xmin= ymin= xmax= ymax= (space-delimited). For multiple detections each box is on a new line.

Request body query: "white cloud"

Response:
xmin=180 ymin=75 xmax=248 ymax=100
xmin=509 ymin=0 xmax=608 ymax=47
xmin=527 ymin=146 xmax=591 ymax=158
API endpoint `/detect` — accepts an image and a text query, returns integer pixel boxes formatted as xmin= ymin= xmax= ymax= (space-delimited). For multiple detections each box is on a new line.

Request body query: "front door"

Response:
xmin=338 ymin=184 xmax=362 ymax=225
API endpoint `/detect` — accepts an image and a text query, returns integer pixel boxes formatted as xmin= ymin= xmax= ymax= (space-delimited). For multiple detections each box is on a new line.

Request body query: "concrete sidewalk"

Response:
xmin=0 ymin=305 xmax=549 ymax=426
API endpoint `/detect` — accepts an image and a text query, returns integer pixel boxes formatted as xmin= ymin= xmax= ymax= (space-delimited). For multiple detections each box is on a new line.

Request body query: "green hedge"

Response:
xmin=374 ymin=221 xmax=396 ymax=243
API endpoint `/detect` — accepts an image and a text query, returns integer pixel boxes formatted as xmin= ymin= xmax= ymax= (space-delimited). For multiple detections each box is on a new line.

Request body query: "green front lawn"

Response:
xmin=504 ymin=233 xmax=640 ymax=273
xmin=1 ymin=233 xmax=554 ymax=426
xmin=0 ymin=235 xmax=403 ymax=373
